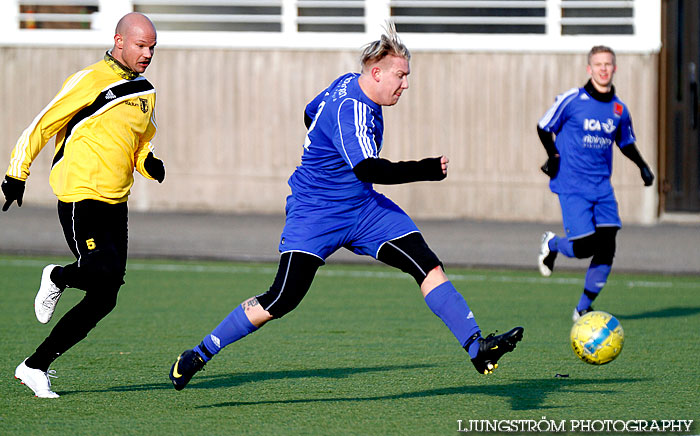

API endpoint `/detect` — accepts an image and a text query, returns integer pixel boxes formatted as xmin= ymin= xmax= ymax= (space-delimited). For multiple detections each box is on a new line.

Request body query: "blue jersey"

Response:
xmin=538 ymin=86 xmax=636 ymax=195
xmin=288 ymin=73 xmax=383 ymax=203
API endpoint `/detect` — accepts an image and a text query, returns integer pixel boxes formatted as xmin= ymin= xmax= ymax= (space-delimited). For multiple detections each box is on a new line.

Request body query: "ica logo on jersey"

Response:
xmin=583 ymin=118 xmax=615 ymax=134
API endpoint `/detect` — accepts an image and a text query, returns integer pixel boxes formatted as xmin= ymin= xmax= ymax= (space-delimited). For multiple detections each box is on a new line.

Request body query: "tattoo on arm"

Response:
xmin=242 ymin=298 xmax=259 ymax=310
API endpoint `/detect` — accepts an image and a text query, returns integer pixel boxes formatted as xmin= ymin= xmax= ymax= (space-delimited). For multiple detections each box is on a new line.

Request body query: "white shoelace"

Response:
xmin=42 ymin=290 xmax=62 ymax=309
xmin=45 ymin=369 xmax=57 ymax=388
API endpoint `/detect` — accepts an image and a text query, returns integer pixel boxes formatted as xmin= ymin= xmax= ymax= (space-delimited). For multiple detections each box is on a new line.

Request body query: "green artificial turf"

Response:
xmin=1 ymin=256 xmax=699 ymax=435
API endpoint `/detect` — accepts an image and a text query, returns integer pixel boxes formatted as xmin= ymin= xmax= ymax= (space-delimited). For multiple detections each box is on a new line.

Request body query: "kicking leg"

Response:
xmin=378 ymin=233 xmax=523 ymax=374
xmin=377 ymin=233 xmax=479 ymax=345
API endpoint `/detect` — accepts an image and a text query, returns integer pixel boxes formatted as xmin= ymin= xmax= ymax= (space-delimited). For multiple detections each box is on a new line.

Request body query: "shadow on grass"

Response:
xmin=58 ymin=363 xmax=435 ymax=396
xmin=194 ymin=376 xmax=646 ymax=411
xmin=59 ymin=364 xmax=646 ymax=411
xmin=616 ymin=306 xmax=700 ymax=320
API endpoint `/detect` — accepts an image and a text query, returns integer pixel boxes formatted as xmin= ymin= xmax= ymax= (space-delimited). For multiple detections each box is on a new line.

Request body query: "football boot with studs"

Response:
xmin=169 ymin=349 xmax=206 ymax=391
xmin=467 ymin=327 xmax=524 ymax=374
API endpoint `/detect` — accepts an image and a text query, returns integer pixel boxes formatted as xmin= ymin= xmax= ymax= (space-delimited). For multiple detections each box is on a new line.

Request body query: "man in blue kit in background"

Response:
xmin=168 ymin=23 xmax=524 ymax=390
xmin=537 ymin=45 xmax=655 ymax=321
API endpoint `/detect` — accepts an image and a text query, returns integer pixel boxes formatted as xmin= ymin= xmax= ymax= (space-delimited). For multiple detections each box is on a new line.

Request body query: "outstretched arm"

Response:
xmin=620 ymin=144 xmax=654 ymax=186
xmin=353 ymin=155 xmax=448 ymax=185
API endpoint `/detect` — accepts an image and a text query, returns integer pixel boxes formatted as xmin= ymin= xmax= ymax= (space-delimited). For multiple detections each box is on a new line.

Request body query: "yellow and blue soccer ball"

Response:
xmin=570 ymin=311 xmax=624 ymax=365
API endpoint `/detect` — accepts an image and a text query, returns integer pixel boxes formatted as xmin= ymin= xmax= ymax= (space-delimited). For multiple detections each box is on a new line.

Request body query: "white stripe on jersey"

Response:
xmin=354 ymin=100 xmax=371 ymax=158
xmin=337 ymin=99 xmax=355 ymax=165
xmin=538 ymin=87 xmax=579 ymax=131
xmin=338 ymin=98 xmax=376 ymax=167
xmin=9 ymin=69 xmax=93 ymax=178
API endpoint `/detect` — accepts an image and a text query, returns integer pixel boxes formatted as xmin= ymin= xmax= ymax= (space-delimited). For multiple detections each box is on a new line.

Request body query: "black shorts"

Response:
xmin=57 ymin=199 xmax=128 ymax=289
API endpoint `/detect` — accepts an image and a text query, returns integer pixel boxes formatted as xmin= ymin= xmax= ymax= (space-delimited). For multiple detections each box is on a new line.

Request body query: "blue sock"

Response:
xmin=196 ymin=305 xmax=258 ymax=362
xmin=577 ymin=263 xmax=612 ymax=312
xmin=551 ymin=235 xmax=575 ymax=258
xmin=424 ymin=281 xmax=481 ymax=356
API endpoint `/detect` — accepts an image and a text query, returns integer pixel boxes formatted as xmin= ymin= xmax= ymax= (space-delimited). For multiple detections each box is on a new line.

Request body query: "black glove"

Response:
xmin=1 ymin=175 xmax=26 ymax=211
xmin=144 ymin=152 xmax=165 ymax=183
xmin=540 ymin=155 xmax=560 ymax=179
xmin=640 ymin=165 xmax=654 ymax=187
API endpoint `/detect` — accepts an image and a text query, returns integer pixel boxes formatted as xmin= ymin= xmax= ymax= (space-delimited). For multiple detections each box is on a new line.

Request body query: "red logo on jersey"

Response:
xmin=613 ymin=102 xmax=623 ymax=116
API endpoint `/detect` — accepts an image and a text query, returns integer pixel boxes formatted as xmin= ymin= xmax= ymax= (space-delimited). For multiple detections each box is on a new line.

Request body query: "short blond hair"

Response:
xmin=360 ymin=21 xmax=410 ymax=71
xmin=588 ymin=45 xmax=616 ymax=66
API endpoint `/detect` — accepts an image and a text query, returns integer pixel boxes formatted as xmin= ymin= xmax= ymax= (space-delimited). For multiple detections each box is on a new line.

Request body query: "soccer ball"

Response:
xmin=570 ymin=311 xmax=624 ymax=365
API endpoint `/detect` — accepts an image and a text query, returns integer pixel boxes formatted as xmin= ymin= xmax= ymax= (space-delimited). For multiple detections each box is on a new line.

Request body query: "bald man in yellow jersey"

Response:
xmin=3 ymin=12 xmax=164 ymax=398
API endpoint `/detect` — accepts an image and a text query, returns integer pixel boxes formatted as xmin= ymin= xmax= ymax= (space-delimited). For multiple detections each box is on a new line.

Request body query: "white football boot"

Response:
xmin=538 ymin=232 xmax=557 ymax=277
xmin=572 ymin=307 xmax=593 ymax=322
xmin=572 ymin=308 xmax=581 ymax=322
xmin=15 ymin=359 xmax=59 ymax=398
xmin=35 ymin=264 xmax=63 ymax=324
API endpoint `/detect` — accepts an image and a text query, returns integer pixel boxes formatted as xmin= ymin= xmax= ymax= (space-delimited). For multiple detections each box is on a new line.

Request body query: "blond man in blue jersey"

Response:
xmin=168 ymin=24 xmax=523 ymax=391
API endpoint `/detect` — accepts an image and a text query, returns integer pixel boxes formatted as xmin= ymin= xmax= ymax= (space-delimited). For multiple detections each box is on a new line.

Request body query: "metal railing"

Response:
xmin=0 ymin=0 xmax=660 ymax=52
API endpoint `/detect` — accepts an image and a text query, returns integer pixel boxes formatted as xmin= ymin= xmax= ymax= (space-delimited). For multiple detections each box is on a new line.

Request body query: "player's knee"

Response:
xmin=377 ymin=232 xmax=442 ymax=285
xmin=592 ymin=251 xmax=614 ymax=266
xmin=94 ymin=292 xmax=118 ymax=318
xmin=572 ymin=235 xmax=596 ymax=259
xmin=257 ymin=285 xmax=306 ymax=320
xmin=256 ymin=251 xmax=322 ymax=319
xmin=592 ymin=228 xmax=617 ymax=265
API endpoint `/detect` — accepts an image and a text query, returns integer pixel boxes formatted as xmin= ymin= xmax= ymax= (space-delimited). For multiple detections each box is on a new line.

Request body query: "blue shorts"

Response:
xmin=279 ymin=191 xmax=419 ymax=261
xmin=558 ymin=191 xmax=621 ymax=240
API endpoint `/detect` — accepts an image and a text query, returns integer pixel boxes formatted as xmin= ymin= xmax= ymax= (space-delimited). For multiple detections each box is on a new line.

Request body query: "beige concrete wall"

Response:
xmin=0 ymin=46 xmax=658 ymax=224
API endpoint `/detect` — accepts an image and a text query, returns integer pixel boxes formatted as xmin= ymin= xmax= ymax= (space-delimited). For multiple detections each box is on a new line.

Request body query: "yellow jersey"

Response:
xmin=6 ymin=52 xmax=159 ymax=204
